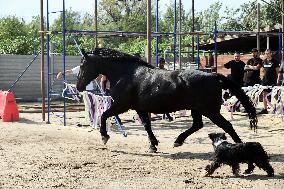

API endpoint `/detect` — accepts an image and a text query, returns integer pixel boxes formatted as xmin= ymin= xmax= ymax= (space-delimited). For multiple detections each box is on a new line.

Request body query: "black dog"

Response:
xmin=205 ymin=133 xmax=274 ymax=177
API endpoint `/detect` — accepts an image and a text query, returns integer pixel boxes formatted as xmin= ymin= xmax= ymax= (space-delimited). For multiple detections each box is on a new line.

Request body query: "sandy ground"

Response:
xmin=1 ymin=105 xmax=284 ymax=189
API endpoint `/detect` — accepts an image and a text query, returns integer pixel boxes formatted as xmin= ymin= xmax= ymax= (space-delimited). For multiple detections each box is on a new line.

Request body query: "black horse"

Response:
xmin=76 ymin=48 xmax=257 ymax=152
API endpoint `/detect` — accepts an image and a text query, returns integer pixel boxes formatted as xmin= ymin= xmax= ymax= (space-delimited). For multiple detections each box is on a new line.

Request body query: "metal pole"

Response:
xmin=40 ymin=0 xmax=45 ymax=121
xmin=266 ymin=36 xmax=270 ymax=49
xmin=94 ymin=0 xmax=98 ymax=48
xmin=196 ymin=34 xmax=200 ymax=69
xmin=279 ymin=28 xmax=282 ymax=59
xmin=191 ymin=0 xmax=195 ymax=63
xmin=257 ymin=3 xmax=260 ymax=52
xmin=173 ymin=0 xmax=177 ymax=70
xmin=178 ymin=0 xmax=182 ymax=69
xmin=46 ymin=0 xmax=51 ymax=124
xmin=155 ymin=0 xmax=159 ymax=66
xmin=282 ymin=0 xmax=284 ymax=62
xmin=62 ymin=0 xmax=66 ymax=126
xmin=147 ymin=0 xmax=151 ymax=64
xmin=214 ymin=21 xmax=218 ymax=72
xmin=280 ymin=0 xmax=284 ymax=85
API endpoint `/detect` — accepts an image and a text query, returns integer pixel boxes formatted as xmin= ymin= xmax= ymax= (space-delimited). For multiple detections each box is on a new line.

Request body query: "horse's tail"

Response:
xmin=216 ymin=73 xmax=258 ymax=131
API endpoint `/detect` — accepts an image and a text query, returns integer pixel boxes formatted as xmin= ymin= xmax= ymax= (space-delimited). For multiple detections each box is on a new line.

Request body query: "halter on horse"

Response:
xmin=76 ymin=48 xmax=257 ymax=152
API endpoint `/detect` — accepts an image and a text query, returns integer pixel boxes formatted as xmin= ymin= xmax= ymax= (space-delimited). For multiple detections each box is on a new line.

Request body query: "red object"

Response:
xmin=0 ymin=90 xmax=20 ymax=122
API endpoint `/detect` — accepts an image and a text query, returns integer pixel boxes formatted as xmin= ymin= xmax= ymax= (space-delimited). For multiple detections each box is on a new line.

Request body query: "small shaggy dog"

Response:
xmin=205 ymin=133 xmax=274 ymax=177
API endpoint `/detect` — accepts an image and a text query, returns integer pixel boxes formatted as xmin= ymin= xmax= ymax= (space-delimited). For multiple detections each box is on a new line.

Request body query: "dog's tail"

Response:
xmin=216 ymin=73 xmax=257 ymax=131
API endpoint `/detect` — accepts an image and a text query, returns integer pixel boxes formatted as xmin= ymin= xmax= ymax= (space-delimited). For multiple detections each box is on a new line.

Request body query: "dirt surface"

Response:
xmin=0 ymin=107 xmax=284 ymax=189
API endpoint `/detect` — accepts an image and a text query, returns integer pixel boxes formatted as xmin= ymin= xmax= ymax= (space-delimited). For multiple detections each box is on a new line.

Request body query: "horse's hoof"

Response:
xmin=148 ymin=137 xmax=159 ymax=146
xmin=102 ymin=135 xmax=110 ymax=145
xmin=149 ymin=145 xmax=157 ymax=153
xmin=173 ymin=142 xmax=183 ymax=147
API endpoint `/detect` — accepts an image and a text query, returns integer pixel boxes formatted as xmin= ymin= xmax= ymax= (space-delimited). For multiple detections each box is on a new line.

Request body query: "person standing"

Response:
xmin=244 ymin=48 xmax=263 ymax=87
xmin=57 ymin=65 xmax=95 ymax=92
xmin=258 ymin=49 xmax=280 ymax=114
xmin=224 ymin=52 xmax=246 ymax=87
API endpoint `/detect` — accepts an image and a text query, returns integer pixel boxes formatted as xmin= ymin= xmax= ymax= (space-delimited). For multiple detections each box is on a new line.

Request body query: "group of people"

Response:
xmin=224 ymin=48 xmax=282 ymax=114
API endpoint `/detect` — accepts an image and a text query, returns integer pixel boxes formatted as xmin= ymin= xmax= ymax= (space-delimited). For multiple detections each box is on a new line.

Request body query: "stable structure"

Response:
xmin=43 ymin=0 xmax=183 ymax=125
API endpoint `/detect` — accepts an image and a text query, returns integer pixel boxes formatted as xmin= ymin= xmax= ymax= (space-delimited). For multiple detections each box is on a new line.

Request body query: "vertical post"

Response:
xmin=282 ymin=1 xmax=284 ymax=62
xmin=147 ymin=0 xmax=152 ymax=64
xmin=191 ymin=0 xmax=195 ymax=64
xmin=257 ymin=3 xmax=260 ymax=52
xmin=155 ymin=0 xmax=159 ymax=66
xmin=40 ymin=0 xmax=45 ymax=121
xmin=173 ymin=0 xmax=177 ymax=70
xmin=178 ymin=0 xmax=182 ymax=69
xmin=196 ymin=34 xmax=200 ymax=70
xmin=46 ymin=0 xmax=51 ymax=124
xmin=62 ymin=0 xmax=66 ymax=126
xmin=279 ymin=28 xmax=282 ymax=61
xmin=214 ymin=21 xmax=218 ymax=72
xmin=266 ymin=36 xmax=270 ymax=49
xmin=94 ymin=0 xmax=98 ymax=48
xmin=280 ymin=0 xmax=284 ymax=85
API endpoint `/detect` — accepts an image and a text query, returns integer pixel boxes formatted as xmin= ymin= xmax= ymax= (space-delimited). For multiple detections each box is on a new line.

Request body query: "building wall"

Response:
xmin=217 ymin=54 xmax=252 ymax=76
xmin=0 ymin=54 xmax=81 ymax=101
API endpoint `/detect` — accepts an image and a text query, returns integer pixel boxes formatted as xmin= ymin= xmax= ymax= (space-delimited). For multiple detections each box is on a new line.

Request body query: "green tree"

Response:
xmin=0 ymin=16 xmax=27 ymax=40
xmin=221 ymin=7 xmax=243 ymax=31
xmin=0 ymin=16 xmax=32 ymax=54
xmin=51 ymin=8 xmax=82 ymax=31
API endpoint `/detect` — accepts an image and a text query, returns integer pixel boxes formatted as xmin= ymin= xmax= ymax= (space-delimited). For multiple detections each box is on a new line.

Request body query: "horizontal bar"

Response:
xmin=48 ymin=30 xmax=283 ymax=37
xmin=50 ymin=30 xmax=174 ymax=37
xmin=49 ymin=11 xmax=63 ymax=14
xmin=217 ymin=30 xmax=283 ymax=35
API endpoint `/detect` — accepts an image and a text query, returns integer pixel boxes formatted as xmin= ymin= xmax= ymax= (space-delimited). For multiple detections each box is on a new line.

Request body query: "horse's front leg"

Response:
xmin=136 ymin=111 xmax=159 ymax=153
xmin=100 ymin=111 xmax=111 ymax=144
xmin=100 ymin=105 xmax=126 ymax=145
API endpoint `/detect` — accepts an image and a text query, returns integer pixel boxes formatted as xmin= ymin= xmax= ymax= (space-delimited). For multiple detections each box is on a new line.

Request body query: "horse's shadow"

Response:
xmin=110 ymin=149 xmax=212 ymax=161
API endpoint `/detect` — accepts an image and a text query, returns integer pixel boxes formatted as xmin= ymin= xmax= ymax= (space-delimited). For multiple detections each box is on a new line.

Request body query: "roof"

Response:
xmin=198 ymin=24 xmax=282 ymax=53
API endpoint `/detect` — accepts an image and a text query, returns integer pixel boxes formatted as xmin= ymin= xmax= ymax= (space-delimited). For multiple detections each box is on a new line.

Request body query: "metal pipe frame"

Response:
xmin=173 ymin=0 xmax=177 ymax=70
xmin=46 ymin=0 xmax=51 ymax=124
xmin=155 ymin=0 xmax=159 ymax=66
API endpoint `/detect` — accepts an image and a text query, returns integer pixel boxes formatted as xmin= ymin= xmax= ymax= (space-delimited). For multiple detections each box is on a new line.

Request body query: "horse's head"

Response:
xmin=76 ymin=50 xmax=100 ymax=92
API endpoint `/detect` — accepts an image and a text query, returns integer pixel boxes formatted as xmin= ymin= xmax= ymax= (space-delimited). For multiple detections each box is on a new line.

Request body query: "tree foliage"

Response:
xmin=0 ymin=0 xmax=283 ymax=55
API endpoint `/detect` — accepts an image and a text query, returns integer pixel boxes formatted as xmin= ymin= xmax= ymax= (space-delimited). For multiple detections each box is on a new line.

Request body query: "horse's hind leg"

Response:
xmin=174 ymin=110 xmax=203 ymax=147
xmin=137 ymin=111 xmax=159 ymax=153
xmin=207 ymin=113 xmax=242 ymax=143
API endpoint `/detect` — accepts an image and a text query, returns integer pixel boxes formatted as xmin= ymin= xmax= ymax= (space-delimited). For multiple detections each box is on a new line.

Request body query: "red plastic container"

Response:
xmin=0 ymin=90 xmax=19 ymax=122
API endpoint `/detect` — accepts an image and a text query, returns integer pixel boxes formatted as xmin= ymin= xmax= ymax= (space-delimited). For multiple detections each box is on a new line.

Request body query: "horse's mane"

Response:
xmin=86 ymin=48 xmax=155 ymax=69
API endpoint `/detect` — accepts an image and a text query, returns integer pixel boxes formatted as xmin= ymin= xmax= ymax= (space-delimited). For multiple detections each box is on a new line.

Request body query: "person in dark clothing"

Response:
xmin=244 ymin=48 xmax=263 ymax=87
xmin=224 ymin=52 xmax=246 ymax=87
xmin=258 ymin=49 xmax=280 ymax=114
